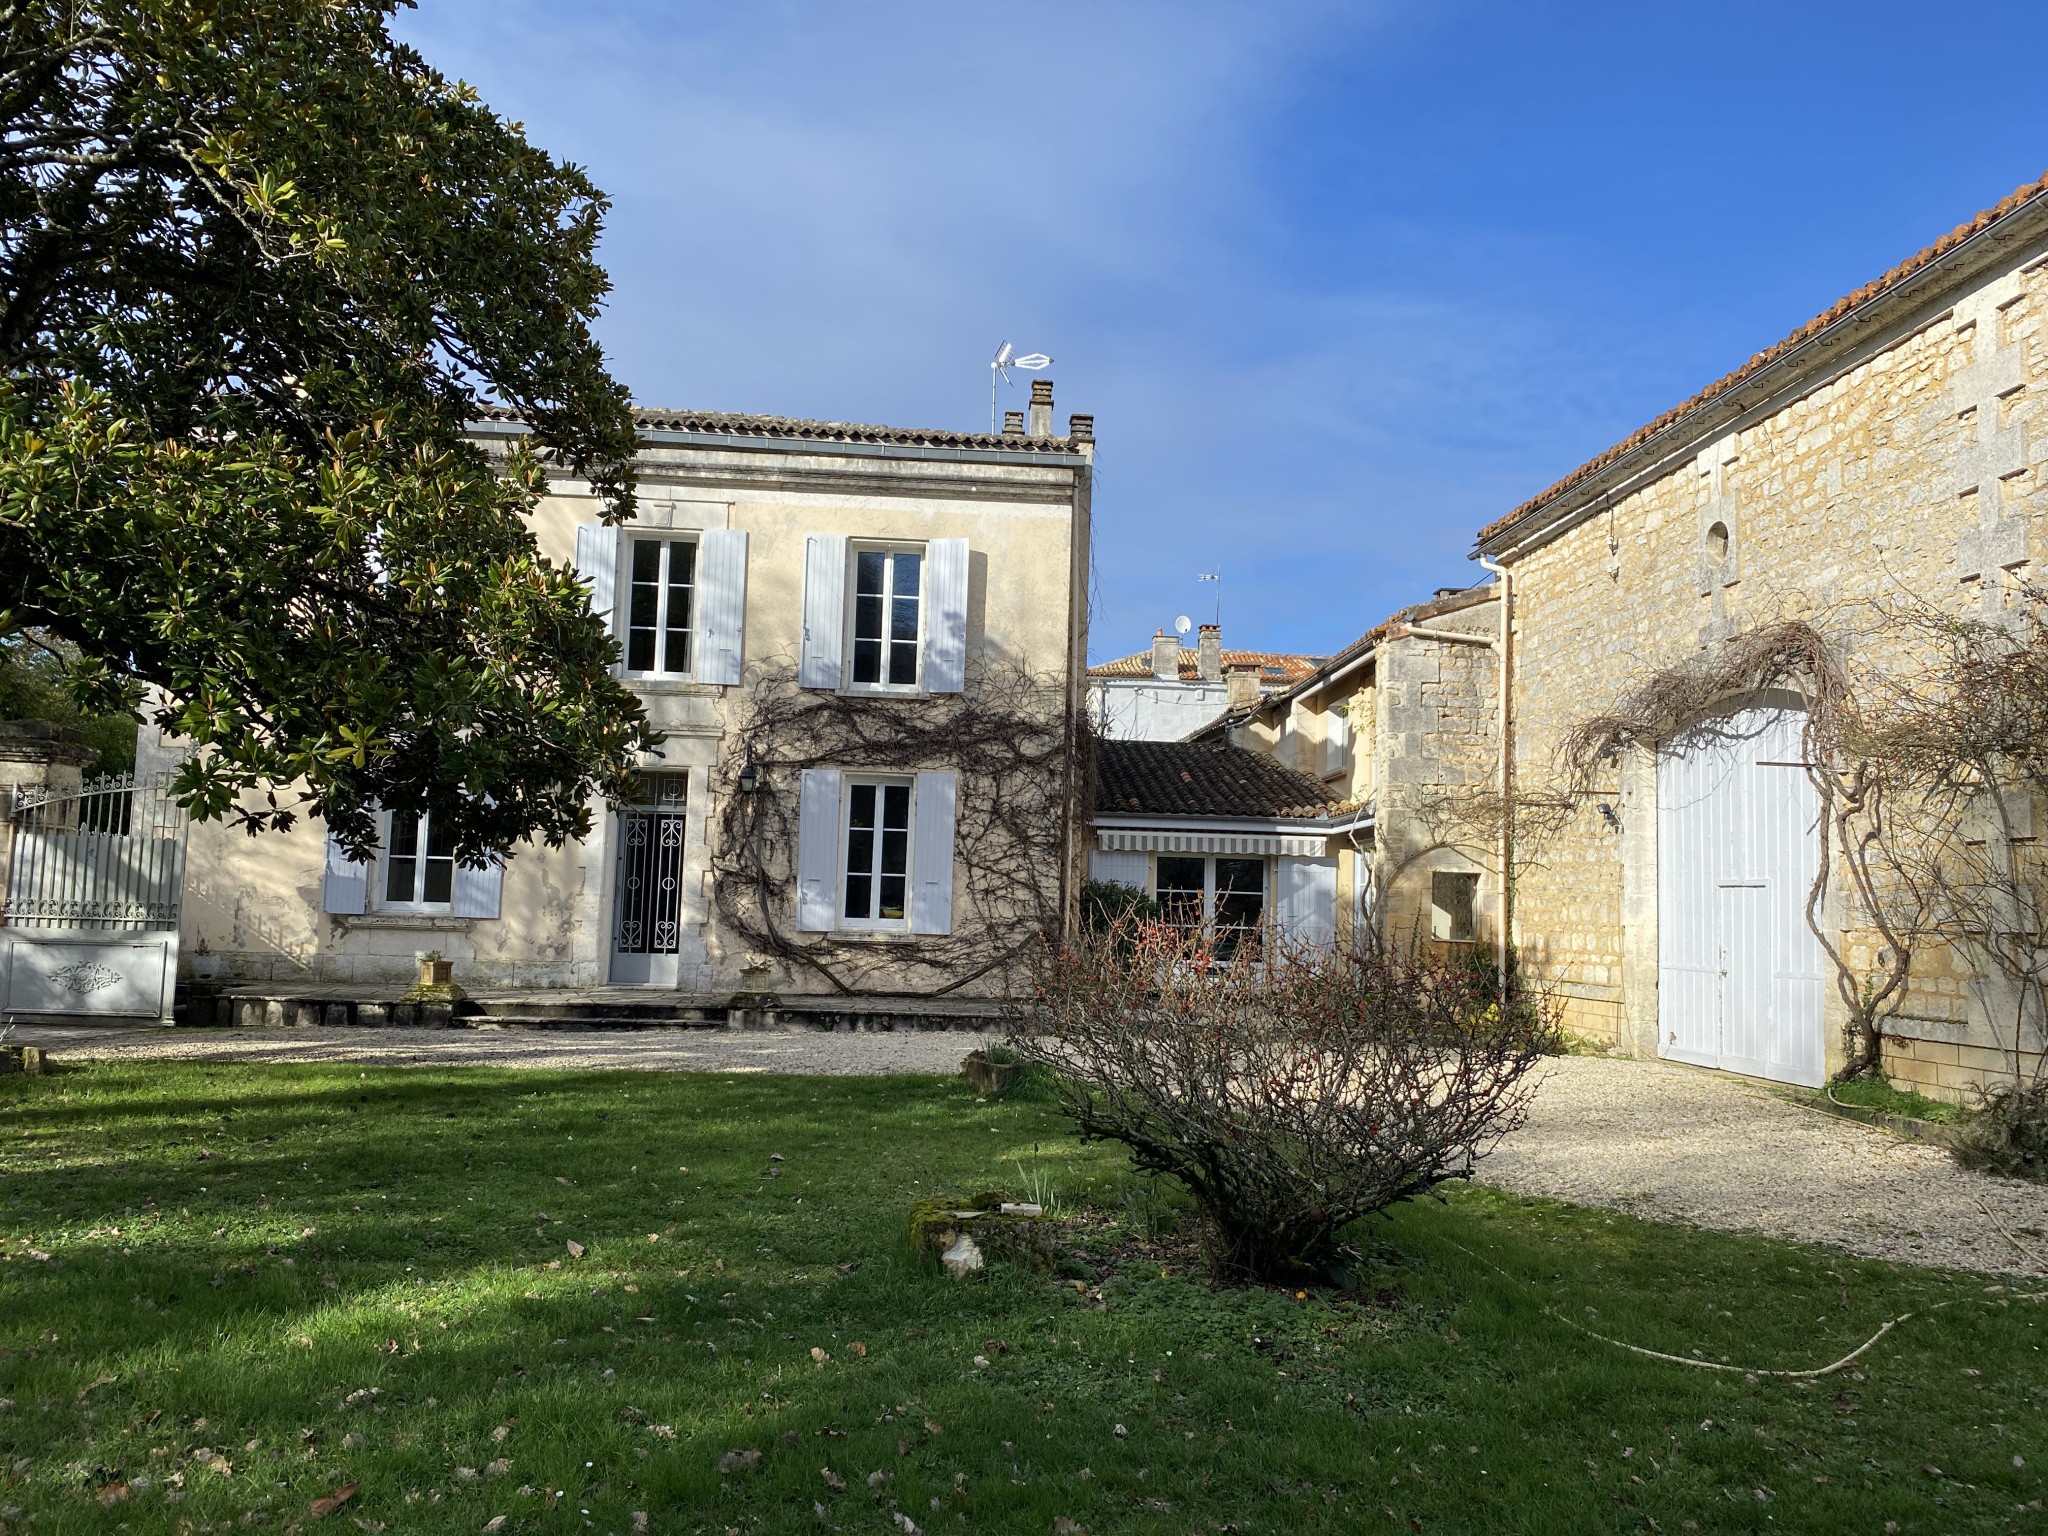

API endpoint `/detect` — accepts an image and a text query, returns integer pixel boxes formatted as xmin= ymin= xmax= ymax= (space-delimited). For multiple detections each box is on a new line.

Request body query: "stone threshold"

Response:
xmin=174 ymin=982 xmax=1006 ymax=1034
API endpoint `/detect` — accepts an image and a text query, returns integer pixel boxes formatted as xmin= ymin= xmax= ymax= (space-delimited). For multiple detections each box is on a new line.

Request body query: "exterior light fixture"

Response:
xmin=736 ymin=760 xmax=761 ymax=794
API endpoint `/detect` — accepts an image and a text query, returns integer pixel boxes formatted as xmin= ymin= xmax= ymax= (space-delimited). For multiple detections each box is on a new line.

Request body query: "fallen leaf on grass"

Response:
xmin=94 ymin=1481 xmax=130 ymax=1507
xmin=564 ymin=1240 xmax=585 ymax=1260
xmin=892 ymin=1514 xmax=920 ymax=1533
xmin=310 ymin=1483 xmax=358 ymax=1518
xmin=483 ymin=1519 xmax=508 ymax=1534
xmin=810 ymin=1347 xmax=830 ymax=1365
xmin=485 ymin=1459 xmax=512 ymax=1477
xmin=633 ymin=1515 xmax=648 ymax=1533
xmin=491 ymin=1425 xmax=511 ymax=1443
xmin=923 ymin=1420 xmax=942 ymax=1437
xmin=1053 ymin=1519 xmax=1090 ymax=1535
xmin=820 ymin=1467 xmax=846 ymax=1491
xmin=867 ymin=1470 xmax=890 ymax=1487
xmin=717 ymin=1449 xmax=761 ymax=1475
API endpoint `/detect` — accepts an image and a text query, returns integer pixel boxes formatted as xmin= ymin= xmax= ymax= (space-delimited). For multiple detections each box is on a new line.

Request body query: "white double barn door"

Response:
xmin=1657 ymin=706 xmax=1826 ymax=1087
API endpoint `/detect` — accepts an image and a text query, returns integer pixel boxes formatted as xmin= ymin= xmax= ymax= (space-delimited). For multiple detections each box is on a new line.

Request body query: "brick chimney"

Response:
xmin=1151 ymin=629 xmax=1180 ymax=682
xmin=1002 ymin=410 xmax=1025 ymax=436
xmin=1196 ymin=623 xmax=1222 ymax=683
xmin=1067 ymin=413 xmax=1093 ymax=442
xmin=1226 ymin=661 xmax=1261 ymax=711
xmin=1028 ymin=378 xmax=1054 ymax=438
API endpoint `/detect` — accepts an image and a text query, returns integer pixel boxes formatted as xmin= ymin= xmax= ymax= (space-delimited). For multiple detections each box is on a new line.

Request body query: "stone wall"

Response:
xmin=1496 ymin=236 xmax=2048 ymax=1092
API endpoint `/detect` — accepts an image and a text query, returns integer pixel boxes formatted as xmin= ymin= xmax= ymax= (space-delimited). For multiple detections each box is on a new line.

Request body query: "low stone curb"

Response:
xmin=1801 ymin=1091 xmax=1965 ymax=1150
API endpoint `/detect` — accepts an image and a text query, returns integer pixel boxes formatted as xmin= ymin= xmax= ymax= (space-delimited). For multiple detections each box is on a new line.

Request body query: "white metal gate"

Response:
xmin=1657 ymin=706 xmax=1826 ymax=1086
xmin=1 ymin=773 xmax=187 ymax=1024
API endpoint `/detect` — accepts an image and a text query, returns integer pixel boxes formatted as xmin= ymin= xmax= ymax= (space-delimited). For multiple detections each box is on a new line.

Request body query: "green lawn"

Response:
xmin=0 ymin=1062 xmax=2043 ymax=1535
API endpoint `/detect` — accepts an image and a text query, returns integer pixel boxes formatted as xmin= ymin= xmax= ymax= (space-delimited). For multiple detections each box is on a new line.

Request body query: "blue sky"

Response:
xmin=395 ymin=1 xmax=2048 ymax=662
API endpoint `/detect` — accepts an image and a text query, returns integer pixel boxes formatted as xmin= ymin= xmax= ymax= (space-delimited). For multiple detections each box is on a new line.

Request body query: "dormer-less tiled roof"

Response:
xmin=1478 ymin=169 xmax=2048 ymax=550
xmin=1087 ymin=648 xmax=1326 ymax=684
xmin=473 ymin=405 xmax=1088 ymax=455
xmin=1095 ymin=740 xmax=1343 ymax=820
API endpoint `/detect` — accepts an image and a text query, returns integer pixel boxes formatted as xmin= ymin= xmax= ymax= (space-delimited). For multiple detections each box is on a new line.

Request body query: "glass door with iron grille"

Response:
xmin=609 ymin=773 xmax=690 ymax=985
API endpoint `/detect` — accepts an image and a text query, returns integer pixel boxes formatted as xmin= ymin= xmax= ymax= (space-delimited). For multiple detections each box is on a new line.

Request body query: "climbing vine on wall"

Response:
xmin=710 ymin=660 xmax=1080 ymax=996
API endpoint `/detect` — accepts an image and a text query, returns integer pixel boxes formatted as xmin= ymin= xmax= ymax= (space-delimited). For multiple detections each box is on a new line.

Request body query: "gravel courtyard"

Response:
xmin=16 ymin=1025 xmax=2048 ymax=1278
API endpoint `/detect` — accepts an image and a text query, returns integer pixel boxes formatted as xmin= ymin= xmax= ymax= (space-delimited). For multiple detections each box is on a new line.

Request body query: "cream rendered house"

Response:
xmin=170 ymin=387 xmax=1093 ymax=1018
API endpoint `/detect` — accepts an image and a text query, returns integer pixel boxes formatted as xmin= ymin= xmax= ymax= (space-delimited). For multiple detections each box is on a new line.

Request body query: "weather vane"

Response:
xmin=989 ymin=340 xmax=1052 ymax=433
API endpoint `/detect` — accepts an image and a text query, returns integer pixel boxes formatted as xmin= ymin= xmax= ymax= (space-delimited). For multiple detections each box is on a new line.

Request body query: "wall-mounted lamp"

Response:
xmin=736 ymin=760 xmax=761 ymax=794
xmin=1597 ymin=803 xmax=1622 ymax=832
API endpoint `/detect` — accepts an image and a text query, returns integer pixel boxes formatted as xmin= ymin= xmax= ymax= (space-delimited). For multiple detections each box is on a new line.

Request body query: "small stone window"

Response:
xmin=1705 ymin=521 xmax=1730 ymax=565
xmin=1430 ymin=871 xmax=1479 ymax=943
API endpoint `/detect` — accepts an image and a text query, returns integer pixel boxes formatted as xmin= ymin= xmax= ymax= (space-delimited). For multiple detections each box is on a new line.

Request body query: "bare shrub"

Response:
xmin=1009 ymin=921 xmax=1560 ymax=1284
xmin=1952 ymin=1085 xmax=2048 ymax=1183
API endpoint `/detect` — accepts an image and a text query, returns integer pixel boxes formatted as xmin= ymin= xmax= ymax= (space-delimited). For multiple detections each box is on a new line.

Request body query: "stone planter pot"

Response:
xmin=190 ymin=953 xmax=223 ymax=983
xmin=418 ymin=958 xmax=454 ymax=988
xmin=0 ymin=1045 xmax=47 ymax=1076
xmin=960 ymin=1049 xmax=1021 ymax=1095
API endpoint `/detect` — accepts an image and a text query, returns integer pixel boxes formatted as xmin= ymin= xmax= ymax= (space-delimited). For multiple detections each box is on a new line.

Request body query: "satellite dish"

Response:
xmin=1173 ymin=615 xmax=1192 ymax=636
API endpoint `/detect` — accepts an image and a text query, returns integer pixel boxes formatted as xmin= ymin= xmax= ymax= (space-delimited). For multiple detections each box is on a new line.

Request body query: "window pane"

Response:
xmin=891 ymin=552 xmax=921 ymax=598
xmin=627 ymin=539 xmax=660 ymax=672
xmin=878 ymin=873 xmax=906 ymax=920
xmin=423 ymin=815 xmax=455 ymax=905
xmin=384 ymin=813 xmax=419 ymax=902
xmin=852 ymin=637 xmax=882 ymax=684
xmin=887 ymin=639 xmax=918 ymax=686
xmin=855 ymin=550 xmax=886 ymax=598
xmin=881 ymin=783 xmax=910 ymax=830
xmin=848 ymin=783 xmax=877 ymax=830
xmin=663 ymin=540 xmax=695 ymax=673
xmin=890 ymin=592 xmax=918 ymax=643
xmin=854 ymin=593 xmax=884 ymax=644
xmin=844 ymin=874 xmax=872 ymax=920
xmin=1156 ymin=855 xmax=1204 ymax=930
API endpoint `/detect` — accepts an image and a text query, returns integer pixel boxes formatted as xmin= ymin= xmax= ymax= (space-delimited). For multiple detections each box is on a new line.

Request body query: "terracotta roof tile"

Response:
xmin=475 ymin=405 xmax=1086 ymax=455
xmin=1095 ymin=740 xmax=1342 ymax=819
xmin=1087 ymin=648 xmax=1326 ymax=683
xmin=1478 ymin=170 xmax=2048 ymax=548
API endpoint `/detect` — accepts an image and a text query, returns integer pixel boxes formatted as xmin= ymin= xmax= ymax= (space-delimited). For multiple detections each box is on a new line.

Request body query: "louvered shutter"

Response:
xmin=452 ymin=859 xmax=504 ymax=920
xmin=573 ymin=522 xmax=621 ymax=633
xmin=910 ymin=770 xmax=958 ymax=935
xmin=922 ymin=538 xmax=969 ymax=693
xmin=799 ymin=534 xmax=848 ymax=689
xmin=695 ymin=528 xmax=748 ymax=684
xmin=1275 ymin=855 xmax=1337 ymax=949
xmin=795 ymin=768 xmax=843 ymax=931
xmin=321 ymin=827 xmax=370 ymax=915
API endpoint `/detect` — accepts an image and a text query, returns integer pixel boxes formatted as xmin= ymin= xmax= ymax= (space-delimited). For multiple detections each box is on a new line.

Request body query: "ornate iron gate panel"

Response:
xmin=609 ymin=772 xmax=688 ymax=985
xmin=2 ymin=773 xmax=187 ymax=1023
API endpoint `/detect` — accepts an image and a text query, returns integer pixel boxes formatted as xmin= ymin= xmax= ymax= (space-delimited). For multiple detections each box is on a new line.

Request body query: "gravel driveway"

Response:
xmin=1489 ymin=1055 xmax=2048 ymax=1278
xmin=16 ymin=1026 xmax=2048 ymax=1277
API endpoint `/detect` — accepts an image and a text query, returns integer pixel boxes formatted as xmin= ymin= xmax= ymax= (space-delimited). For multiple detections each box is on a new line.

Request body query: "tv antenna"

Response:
xmin=989 ymin=340 xmax=1052 ymax=433
xmin=1197 ymin=570 xmax=1220 ymax=625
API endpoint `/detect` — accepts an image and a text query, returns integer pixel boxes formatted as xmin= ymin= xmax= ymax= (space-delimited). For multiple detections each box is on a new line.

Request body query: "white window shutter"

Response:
xmin=573 ymin=521 xmax=621 ymax=632
xmin=1088 ymin=849 xmax=1148 ymax=890
xmin=452 ymin=858 xmax=504 ymax=919
xmin=795 ymin=768 xmax=843 ymax=931
xmin=695 ymin=528 xmax=748 ymax=685
xmin=923 ymin=538 xmax=969 ymax=693
xmin=321 ymin=828 xmax=369 ymax=915
xmin=799 ymin=534 xmax=848 ymax=689
xmin=910 ymin=770 xmax=958 ymax=935
xmin=1275 ymin=855 xmax=1337 ymax=949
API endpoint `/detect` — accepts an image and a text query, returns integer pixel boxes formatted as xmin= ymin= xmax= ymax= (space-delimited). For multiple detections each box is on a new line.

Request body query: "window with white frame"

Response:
xmin=849 ymin=546 xmax=922 ymax=689
xmin=382 ymin=810 xmax=455 ymax=909
xmin=1154 ymin=854 xmax=1267 ymax=957
xmin=841 ymin=777 xmax=913 ymax=926
xmin=1325 ymin=704 xmax=1351 ymax=777
xmin=625 ymin=536 xmax=697 ymax=675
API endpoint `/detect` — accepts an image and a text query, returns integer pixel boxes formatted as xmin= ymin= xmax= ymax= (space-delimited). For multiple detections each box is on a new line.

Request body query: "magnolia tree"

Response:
xmin=1010 ymin=922 xmax=1559 ymax=1283
xmin=0 ymin=0 xmax=655 ymax=859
